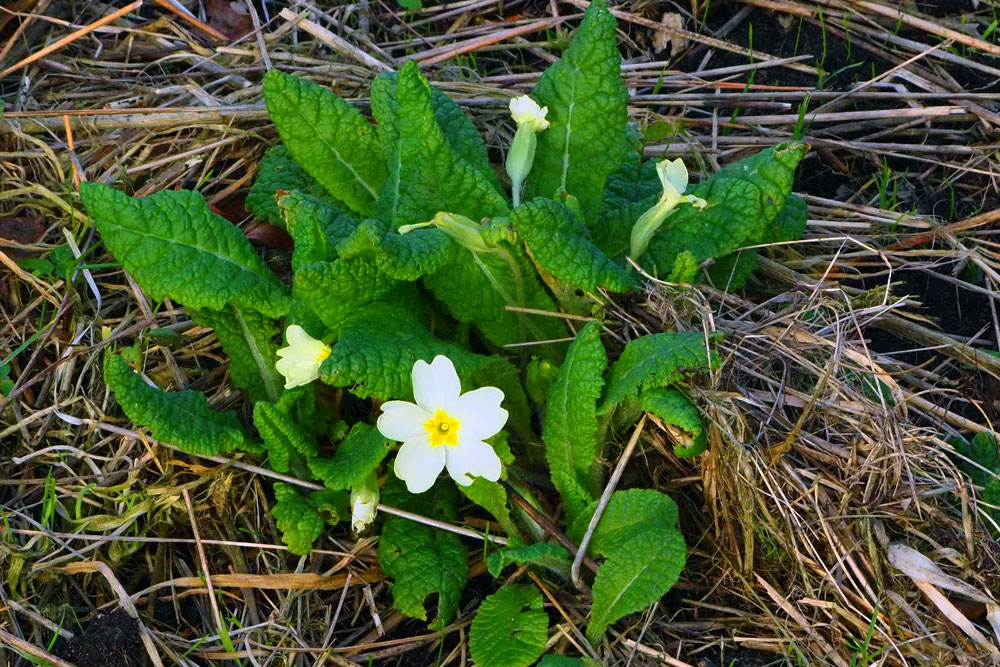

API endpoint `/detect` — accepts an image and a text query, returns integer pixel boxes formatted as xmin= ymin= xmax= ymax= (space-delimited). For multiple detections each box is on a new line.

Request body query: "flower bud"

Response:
xmin=350 ymin=473 xmax=379 ymax=536
xmin=506 ymin=96 xmax=550 ymax=207
xmin=400 ymin=211 xmax=489 ymax=252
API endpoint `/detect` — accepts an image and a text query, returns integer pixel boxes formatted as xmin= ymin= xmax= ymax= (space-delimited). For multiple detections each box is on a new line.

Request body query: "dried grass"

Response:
xmin=2 ymin=0 xmax=1000 ymax=665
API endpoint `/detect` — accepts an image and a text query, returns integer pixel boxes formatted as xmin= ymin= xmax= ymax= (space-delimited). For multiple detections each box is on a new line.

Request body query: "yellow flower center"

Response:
xmin=315 ymin=346 xmax=331 ymax=363
xmin=424 ymin=409 xmax=460 ymax=448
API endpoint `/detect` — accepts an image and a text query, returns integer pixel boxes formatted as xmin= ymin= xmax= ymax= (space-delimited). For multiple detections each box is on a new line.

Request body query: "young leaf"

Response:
xmin=486 ymin=542 xmax=571 ymax=578
xmin=373 ymin=61 xmax=508 ymax=227
xmin=192 ymin=306 xmax=282 ymax=403
xmin=640 ymin=387 xmax=706 ymax=458
xmin=511 ymin=198 xmax=635 ymax=293
xmin=542 ymin=322 xmax=606 ymax=520
xmin=253 ymin=400 xmax=318 ymax=474
xmin=527 ymin=0 xmax=629 ymax=222
xmin=247 ymin=145 xmax=329 ymax=227
xmin=277 ymin=189 xmax=360 ymax=252
xmin=460 ymin=478 xmax=520 ymax=541
xmin=567 ymin=489 xmax=686 ymax=643
xmin=80 ymin=184 xmax=290 ymax=318
xmin=470 ymin=585 xmax=548 ymax=667
xmin=587 ymin=526 xmax=686 ymax=643
xmin=272 ymin=482 xmax=342 ymax=555
xmin=308 ymin=423 xmax=391 ymax=490
xmin=378 ymin=481 xmax=468 ymax=629
xmin=370 ymin=71 xmax=499 ymax=189
xmin=104 ymin=354 xmax=251 ymax=456
xmin=600 ymin=331 xmax=714 ymax=415
xmin=263 ymin=70 xmax=386 ymax=216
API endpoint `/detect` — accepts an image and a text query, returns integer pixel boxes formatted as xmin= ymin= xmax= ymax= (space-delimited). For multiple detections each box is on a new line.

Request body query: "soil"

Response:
xmin=54 ymin=608 xmax=145 ymax=667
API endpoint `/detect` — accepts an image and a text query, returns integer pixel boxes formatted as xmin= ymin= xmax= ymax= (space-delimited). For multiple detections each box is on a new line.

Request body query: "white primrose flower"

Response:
xmin=377 ymin=355 xmax=507 ymax=494
xmin=274 ymin=325 xmax=330 ymax=389
xmin=509 ymin=95 xmax=550 ymax=132
xmin=506 ymin=95 xmax=550 ymax=207
xmin=630 ymin=158 xmax=707 ymax=259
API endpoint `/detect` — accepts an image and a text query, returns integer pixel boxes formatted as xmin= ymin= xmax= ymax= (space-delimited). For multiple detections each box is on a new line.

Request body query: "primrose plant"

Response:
xmin=82 ymin=1 xmax=807 ymax=659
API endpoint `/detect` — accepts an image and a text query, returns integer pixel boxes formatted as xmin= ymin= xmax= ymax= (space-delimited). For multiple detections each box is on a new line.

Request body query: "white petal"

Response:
xmin=377 ymin=401 xmax=430 ymax=442
xmin=509 ymin=95 xmax=549 ymax=131
xmin=445 ymin=439 xmax=502 ymax=486
xmin=394 ymin=435 xmax=446 ymax=494
xmin=412 ymin=355 xmax=461 ymax=411
xmin=657 ymin=158 xmax=689 ymax=194
xmin=285 ymin=324 xmax=313 ymax=346
xmin=454 ymin=387 xmax=508 ymax=440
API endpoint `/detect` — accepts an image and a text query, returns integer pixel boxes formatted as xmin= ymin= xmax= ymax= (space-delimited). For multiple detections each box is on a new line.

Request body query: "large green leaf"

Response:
xmin=377 ymin=480 xmax=468 ymax=629
xmin=103 ymin=354 xmax=252 ymax=456
xmin=527 ymin=0 xmax=629 ymax=222
xmin=512 ymin=198 xmax=634 ymax=293
xmin=600 ymin=331 xmax=714 ymax=414
xmin=542 ymin=322 xmax=606 ymax=521
xmin=373 ymin=61 xmax=508 ymax=227
xmin=191 ymin=306 xmax=282 ymax=403
xmin=470 ymin=585 xmax=548 ymax=667
xmin=263 ymin=70 xmax=386 ymax=216
xmin=292 ymin=258 xmax=398 ymax=335
xmin=253 ymin=400 xmax=317 ymax=474
xmin=80 ymin=184 xmax=290 ymax=318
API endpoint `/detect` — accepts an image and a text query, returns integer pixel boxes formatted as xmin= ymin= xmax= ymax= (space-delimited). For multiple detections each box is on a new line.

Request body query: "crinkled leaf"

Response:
xmin=952 ymin=432 xmax=1000 ymax=485
xmin=263 ymin=70 xmax=386 ymax=216
xmin=293 ymin=258 xmax=398 ymax=335
xmin=512 ymin=198 xmax=634 ymax=293
xmin=543 ymin=322 xmax=606 ymax=520
xmin=272 ymin=482 xmax=325 ymax=555
xmin=308 ymin=423 xmax=391 ymax=490
xmin=486 ymin=542 xmax=570 ymax=578
xmin=278 ymin=190 xmax=360 ymax=254
xmin=705 ymin=249 xmax=758 ymax=290
xmin=378 ymin=482 xmax=468 ymax=629
xmin=763 ymin=192 xmax=808 ymax=244
xmin=192 ymin=306 xmax=282 ymax=403
xmin=600 ymin=331 xmax=714 ymax=414
xmin=80 ymin=183 xmax=290 ymax=318
xmin=337 ymin=219 xmax=457 ymax=281
xmin=640 ymin=387 xmax=706 ymax=458
xmin=373 ymin=62 xmax=507 ymax=227
xmin=423 ymin=245 xmax=565 ymax=351
xmin=667 ymin=250 xmax=699 ymax=284
xmin=569 ymin=489 xmax=679 ymax=546
xmin=470 ymin=585 xmax=548 ymax=667
xmin=714 ymin=142 xmax=808 ymax=224
xmin=253 ymin=400 xmax=318 ymax=474
xmin=104 ymin=354 xmax=252 ymax=456
xmin=527 ymin=0 xmax=629 ymax=222
xmin=247 ymin=145 xmax=329 ymax=227
xmin=587 ymin=527 xmax=686 ymax=643
xmin=602 ymin=153 xmax=661 ymax=211
xmin=370 ymin=71 xmax=499 ymax=189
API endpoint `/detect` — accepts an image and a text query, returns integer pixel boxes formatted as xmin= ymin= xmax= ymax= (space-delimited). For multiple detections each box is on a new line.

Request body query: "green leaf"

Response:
xmin=566 ymin=490 xmax=686 ymax=643
xmin=80 ymin=183 xmax=290 ymax=318
xmin=952 ymin=432 xmax=1000 ymax=485
xmin=263 ymin=70 xmax=386 ymax=216
xmin=600 ymin=332 xmax=714 ymax=415
xmin=486 ymin=542 xmax=570 ymax=578
xmin=714 ymin=142 xmax=809 ymax=225
xmin=277 ymin=189 xmax=360 ymax=253
xmin=372 ymin=61 xmax=508 ymax=227
xmin=104 ymin=354 xmax=251 ymax=456
xmin=423 ymin=245 xmax=566 ymax=351
xmin=592 ymin=198 xmax=652 ymax=260
xmin=378 ymin=481 xmax=469 ymax=629
xmin=568 ymin=489 xmax=679 ymax=546
xmin=370 ymin=71 xmax=499 ymax=190
xmin=587 ymin=527 xmax=686 ymax=643
xmin=543 ymin=322 xmax=606 ymax=521
xmin=705 ymin=249 xmax=758 ymax=290
xmin=602 ymin=153 xmax=661 ymax=211
xmin=191 ymin=306 xmax=282 ymax=403
xmin=247 ymin=145 xmax=329 ymax=227
xmin=272 ymin=482 xmax=326 ymax=555
xmin=253 ymin=400 xmax=318 ymax=474
xmin=527 ymin=0 xmax=629 ymax=222
xmin=308 ymin=423 xmax=391 ymax=490
xmin=667 ymin=250 xmax=699 ymax=284
xmin=764 ymin=192 xmax=808 ymax=244
xmin=512 ymin=198 xmax=634 ymax=293
xmin=293 ymin=258 xmax=398 ymax=335
xmin=337 ymin=219 xmax=457 ymax=281
xmin=470 ymin=585 xmax=548 ymax=667
xmin=537 ymin=657 xmax=602 ymax=667
xmin=461 ymin=478 xmax=520 ymax=540
xmin=640 ymin=388 xmax=706 ymax=458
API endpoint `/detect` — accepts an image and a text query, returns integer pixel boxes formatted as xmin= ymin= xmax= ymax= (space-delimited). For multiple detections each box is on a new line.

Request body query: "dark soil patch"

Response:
xmin=54 ymin=608 xmax=145 ymax=667
xmin=687 ymin=645 xmax=788 ymax=666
